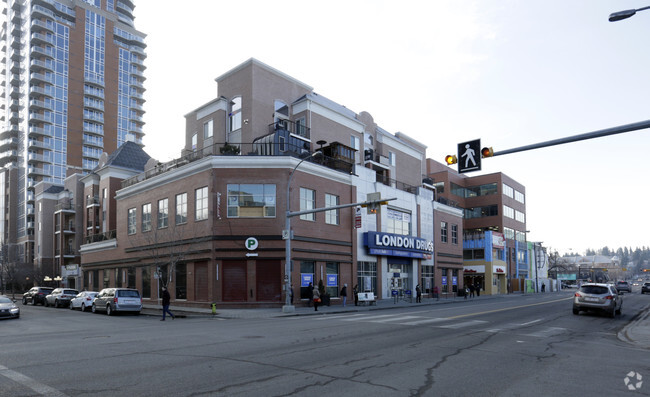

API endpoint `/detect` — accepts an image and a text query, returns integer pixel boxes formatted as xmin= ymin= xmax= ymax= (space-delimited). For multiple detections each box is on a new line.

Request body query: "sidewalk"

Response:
xmin=144 ymin=291 xmax=650 ymax=349
xmin=144 ymin=291 xmax=543 ymax=320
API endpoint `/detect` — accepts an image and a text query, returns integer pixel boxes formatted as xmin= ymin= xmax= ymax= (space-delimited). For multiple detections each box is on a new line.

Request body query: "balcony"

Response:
xmin=29 ymin=99 xmax=52 ymax=111
xmin=29 ymin=125 xmax=53 ymax=138
xmin=31 ymin=45 xmax=55 ymax=59
xmin=84 ymin=230 xmax=116 ymax=245
xmin=30 ymin=32 xmax=55 ymax=46
xmin=31 ymin=19 xmax=55 ymax=34
xmin=30 ymin=59 xmax=54 ymax=73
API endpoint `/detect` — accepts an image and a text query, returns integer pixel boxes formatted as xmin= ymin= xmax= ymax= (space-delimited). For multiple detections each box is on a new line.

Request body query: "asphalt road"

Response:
xmin=1 ymin=291 xmax=649 ymax=396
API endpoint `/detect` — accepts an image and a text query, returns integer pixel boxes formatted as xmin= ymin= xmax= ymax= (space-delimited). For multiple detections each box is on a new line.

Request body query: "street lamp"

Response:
xmin=283 ymin=150 xmax=323 ymax=313
xmin=609 ymin=5 xmax=650 ymax=21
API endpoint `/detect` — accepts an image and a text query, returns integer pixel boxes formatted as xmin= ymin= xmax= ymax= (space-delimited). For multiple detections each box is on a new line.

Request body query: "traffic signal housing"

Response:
xmin=445 ymin=154 xmax=457 ymax=165
xmin=481 ymin=147 xmax=494 ymax=158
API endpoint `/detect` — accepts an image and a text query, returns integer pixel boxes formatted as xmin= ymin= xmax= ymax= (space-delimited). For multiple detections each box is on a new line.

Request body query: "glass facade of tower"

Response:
xmin=0 ymin=0 xmax=145 ymax=265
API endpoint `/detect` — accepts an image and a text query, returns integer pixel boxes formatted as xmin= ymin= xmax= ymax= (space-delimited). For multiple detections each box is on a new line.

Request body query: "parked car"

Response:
xmin=573 ymin=283 xmax=622 ymax=318
xmin=0 ymin=295 xmax=20 ymax=319
xmin=642 ymin=282 xmax=650 ymax=294
xmin=22 ymin=287 xmax=54 ymax=306
xmin=69 ymin=291 xmax=98 ymax=312
xmin=92 ymin=288 xmax=142 ymax=315
xmin=44 ymin=288 xmax=79 ymax=308
xmin=616 ymin=281 xmax=631 ymax=293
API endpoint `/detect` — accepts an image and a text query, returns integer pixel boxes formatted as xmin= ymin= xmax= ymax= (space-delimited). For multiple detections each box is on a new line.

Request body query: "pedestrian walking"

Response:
xmin=313 ymin=285 xmax=321 ymax=311
xmin=541 ymin=283 xmax=546 ymax=293
xmin=161 ymin=286 xmax=174 ymax=321
xmin=340 ymin=284 xmax=348 ymax=307
xmin=469 ymin=284 xmax=475 ymax=298
xmin=433 ymin=285 xmax=439 ymax=300
xmin=353 ymin=284 xmax=359 ymax=306
xmin=475 ymin=282 xmax=481 ymax=297
xmin=415 ymin=284 xmax=422 ymax=303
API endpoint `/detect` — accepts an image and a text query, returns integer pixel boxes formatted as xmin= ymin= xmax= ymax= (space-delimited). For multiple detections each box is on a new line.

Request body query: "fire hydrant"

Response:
xmin=211 ymin=302 xmax=217 ymax=315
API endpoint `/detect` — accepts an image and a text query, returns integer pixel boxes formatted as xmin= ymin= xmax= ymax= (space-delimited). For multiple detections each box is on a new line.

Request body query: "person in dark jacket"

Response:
xmin=307 ymin=282 xmax=313 ymax=307
xmin=353 ymin=284 xmax=359 ymax=306
xmin=341 ymin=284 xmax=348 ymax=307
xmin=161 ymin=286 xmax=174 ymax=321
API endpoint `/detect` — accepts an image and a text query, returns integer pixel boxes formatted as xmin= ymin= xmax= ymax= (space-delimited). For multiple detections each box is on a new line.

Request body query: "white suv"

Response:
xmin=92 ymin=288 xmax=142 ymax=316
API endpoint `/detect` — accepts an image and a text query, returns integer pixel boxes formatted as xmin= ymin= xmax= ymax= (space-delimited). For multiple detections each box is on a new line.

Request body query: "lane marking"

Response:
xmin=368 ymin=315 xmax=421 ymax=323
xmin=520 ymin=319 xmax=542 ymax=326
xmin=0 ymin=365 xmax=69 ymax=397
xmin=341 ymin=314 xmax=400 ymax=322
xmin=438 ymin=320 xmax=487 ymax=329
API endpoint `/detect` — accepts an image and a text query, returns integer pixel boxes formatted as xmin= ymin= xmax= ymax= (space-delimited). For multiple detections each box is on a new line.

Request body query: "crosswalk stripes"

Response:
xmin=308 ymin=313 xmax=568 ymax=339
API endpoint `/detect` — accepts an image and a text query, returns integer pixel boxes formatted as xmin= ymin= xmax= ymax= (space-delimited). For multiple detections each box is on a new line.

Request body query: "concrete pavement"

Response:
xmin=143 ymin=291 xmax=650 ymax=349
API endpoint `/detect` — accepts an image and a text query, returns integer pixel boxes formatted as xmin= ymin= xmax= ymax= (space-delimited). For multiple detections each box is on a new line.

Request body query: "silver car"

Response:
xmin=92 ymin=288 xmax=142 ymax=316
xmin=69 ymin=291 xmax=98 ymax=312
xmin=44 ymin=288 xmax=79 ymax=308
xmin=573 ymin=283 xmax=622 ymax=318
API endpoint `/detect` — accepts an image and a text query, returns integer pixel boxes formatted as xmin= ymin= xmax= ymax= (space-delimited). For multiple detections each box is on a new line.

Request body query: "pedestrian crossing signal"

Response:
xmin=445 ymin=155 xmax=457 ymax=165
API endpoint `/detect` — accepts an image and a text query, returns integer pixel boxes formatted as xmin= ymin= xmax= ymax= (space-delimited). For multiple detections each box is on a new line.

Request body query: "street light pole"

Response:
xmin=283 ymin=151 xmax=322 ymax=313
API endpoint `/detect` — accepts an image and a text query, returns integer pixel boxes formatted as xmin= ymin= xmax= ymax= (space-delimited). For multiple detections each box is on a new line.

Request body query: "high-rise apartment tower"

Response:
xmin=0 ymin=0 xmax=145 ymax=270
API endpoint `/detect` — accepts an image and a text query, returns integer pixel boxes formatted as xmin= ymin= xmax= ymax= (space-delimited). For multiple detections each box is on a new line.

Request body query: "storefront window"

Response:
xmin=421 ymin=265 xmax=434 ymax=294
xmin=127 ymin=266 xmax=136 ymax=289
xmin=142 ymin=267 xmax=150 ymax=299
xmin=300 ymin=261 xmax=315 ymax=299
xmin=326 ymin=262 xmax=339 ymax=297
xmin=357 ymin=261 xmax=377 ymax=293
xmin=175 ymin=264 xmax=187 ymax=300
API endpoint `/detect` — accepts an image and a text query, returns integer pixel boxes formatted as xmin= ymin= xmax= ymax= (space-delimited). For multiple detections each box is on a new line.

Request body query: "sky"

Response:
xmin=134 ymin=0 xmax=650 ymax=257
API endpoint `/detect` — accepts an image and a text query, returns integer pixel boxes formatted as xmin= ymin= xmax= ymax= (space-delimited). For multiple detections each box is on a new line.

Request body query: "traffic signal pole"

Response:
xmin=491 ymin=119 xmax=650 ymax=157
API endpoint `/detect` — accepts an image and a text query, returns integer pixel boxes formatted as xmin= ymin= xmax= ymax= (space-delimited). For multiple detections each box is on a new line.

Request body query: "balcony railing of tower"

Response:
xmin=84 ymin=229 xmax=116 ymax=244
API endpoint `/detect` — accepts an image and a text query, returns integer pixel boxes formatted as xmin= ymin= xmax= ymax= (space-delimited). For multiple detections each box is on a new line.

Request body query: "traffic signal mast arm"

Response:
xmin=491 ymin=119 xmax=650 ymax=157
xmin=287 ymin=198 xmax=396 ymax=218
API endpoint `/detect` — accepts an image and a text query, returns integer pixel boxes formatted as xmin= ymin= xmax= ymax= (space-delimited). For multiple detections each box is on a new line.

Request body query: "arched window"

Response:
xmin=230 ymin=97 xmax=242 ymax=132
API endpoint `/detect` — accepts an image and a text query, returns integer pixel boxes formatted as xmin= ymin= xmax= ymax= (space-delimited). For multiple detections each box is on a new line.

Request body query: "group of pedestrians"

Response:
xmin=464 ymin=282 xmax=482 ymax=299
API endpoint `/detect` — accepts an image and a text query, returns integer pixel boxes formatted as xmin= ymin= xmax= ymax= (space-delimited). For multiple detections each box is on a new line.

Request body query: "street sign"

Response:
xmin=457 ymin=139 xmax=481 ymax=173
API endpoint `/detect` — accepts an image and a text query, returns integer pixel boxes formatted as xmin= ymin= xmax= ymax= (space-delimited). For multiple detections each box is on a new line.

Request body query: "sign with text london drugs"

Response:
xmin=364 ymin=231 xmax=433 ymax=259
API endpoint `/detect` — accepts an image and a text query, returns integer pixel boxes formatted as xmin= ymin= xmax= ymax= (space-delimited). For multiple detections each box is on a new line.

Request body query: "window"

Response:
xmin=176 ymin=193 xmax=187 ymax=224
xmin=326 ymin=262 xmax=340 ymax=297
xmin=464 ymin=205 xmax=499 ymax=219
xmin=515 ymin=210 xmax=525 ymax=223
xmin=515 ymin=190 xmax=525 ymax=204
xmin=503 ymin=205 xmax=514 ymax=219
xmin=227 ymin=184 xmax=276 ymax=218
xmin=203 ymin=120 xmax=213 ymax=139
xmin=389 ymin=151 xmax=396 ymax=166
xmin=127 ymin=208 xmax=136 ymax=234
xmin=451 ymin=182 xmax=497 ymax=198
xmin=175 ymin=263 xmax=187 ymax=300
xmin=440 ymin=221 xmax=448 ymax=243
xmin=386 ymin=208 xmax=411 ymax=235
xmin=230 ymin=97 xmax=242 ymax=132
xmin=300 ymin=261 xmax=315 ymax=300
xmin=451 ymin=224 xmax=458 ymax=245
xmin=503 ymin=183 xmax=514 ymax=198
xmin=142 ymin=267 xmax=150 ymax=299
xmin=141 ymin=203 xmax=151 ymax=232
xmin=299 ymin=188 xmax=315 ymax=221
xmin=325 ymin=194 xmax=339 ymax=225
xmin=295 ymin=117 xmax=307 ymax=137
xmin=195 ymin=187 xmax=208 ymax=221
xmin=191 ymin=133 xmax=197 ymax=150
xmin=157 ymin=198 xmax=168 ymax=229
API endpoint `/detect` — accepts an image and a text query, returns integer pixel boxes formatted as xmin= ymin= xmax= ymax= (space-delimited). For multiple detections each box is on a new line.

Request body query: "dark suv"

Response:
xmin=616 ymin=281 xmax=631 ymax=293
xmin=22 ymin=287 xmax=55 ymax=306
xmin=92 ymin=288 xmax=142 ymax=315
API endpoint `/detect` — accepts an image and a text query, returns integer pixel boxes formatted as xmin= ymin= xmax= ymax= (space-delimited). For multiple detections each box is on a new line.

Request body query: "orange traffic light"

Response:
xmin=481 ymin=147 xmax=494 ymax=158
xmin=445 ymin=155 xmax=457 ymax=165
